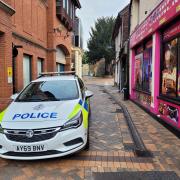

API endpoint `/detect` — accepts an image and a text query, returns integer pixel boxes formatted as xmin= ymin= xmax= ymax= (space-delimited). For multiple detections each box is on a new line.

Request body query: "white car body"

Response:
xmin=0 ymin=75 xmax=92 ymax=160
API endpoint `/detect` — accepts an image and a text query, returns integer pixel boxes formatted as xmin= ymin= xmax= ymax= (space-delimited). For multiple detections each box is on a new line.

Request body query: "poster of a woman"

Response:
xmin=135 ymin=53 xmax=143 ymax=89
xmin=162 ymin=39 xmax=177 ymax=97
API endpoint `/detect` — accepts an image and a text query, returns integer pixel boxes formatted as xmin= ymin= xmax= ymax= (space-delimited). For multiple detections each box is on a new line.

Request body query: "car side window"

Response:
xmin=78 ymin=78 xmax=85 ymax=98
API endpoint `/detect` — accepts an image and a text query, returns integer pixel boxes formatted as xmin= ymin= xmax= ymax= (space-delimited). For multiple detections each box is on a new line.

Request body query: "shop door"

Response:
xmin=23 ymin=55 xmax=31 ymax=87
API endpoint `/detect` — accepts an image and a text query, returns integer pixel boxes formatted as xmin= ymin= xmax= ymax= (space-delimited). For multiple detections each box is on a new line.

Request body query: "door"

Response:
xmin=37 ymin=58 xmax=43 ymax=76
xmin=23 ymin=55 xmax=31 ymax=87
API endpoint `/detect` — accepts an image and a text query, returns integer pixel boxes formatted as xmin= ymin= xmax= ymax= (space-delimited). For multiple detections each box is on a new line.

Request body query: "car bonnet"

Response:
xmin=0 ymin=99 xmax=82 ymax=129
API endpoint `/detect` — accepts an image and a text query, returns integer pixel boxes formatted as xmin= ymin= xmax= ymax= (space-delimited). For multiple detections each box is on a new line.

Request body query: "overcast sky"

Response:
xmin=76 ymin=0 xmax=130 ymax=50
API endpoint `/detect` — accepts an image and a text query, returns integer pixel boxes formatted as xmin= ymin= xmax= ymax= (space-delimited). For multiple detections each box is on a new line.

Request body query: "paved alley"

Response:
xmin=0 ymin=77 xmax=179 ymax=179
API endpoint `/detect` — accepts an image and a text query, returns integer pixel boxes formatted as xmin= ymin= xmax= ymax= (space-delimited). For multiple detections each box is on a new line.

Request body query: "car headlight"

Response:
xmin=61 ymin=111 xmax=83 ymax=131
xmin=0 ymin=124 xmax=4 ymax=134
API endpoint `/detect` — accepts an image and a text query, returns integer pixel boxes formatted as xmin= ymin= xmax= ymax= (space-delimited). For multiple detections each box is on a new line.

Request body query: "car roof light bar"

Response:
xmin=38 ymin=71 xmax=76 ymax=78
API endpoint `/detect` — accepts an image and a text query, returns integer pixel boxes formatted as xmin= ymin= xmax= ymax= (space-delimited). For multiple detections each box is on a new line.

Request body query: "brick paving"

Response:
xmin=0 ymin=77 xmax=179 ymax=179
xmin=103 ymin=80 xmax=180 ymax=177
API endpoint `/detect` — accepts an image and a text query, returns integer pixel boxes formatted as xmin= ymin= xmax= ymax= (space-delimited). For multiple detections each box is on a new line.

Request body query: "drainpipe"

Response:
xmin=119 ymin=60 xmax=121 ymax=92
xmin=126 ymin=2 xmax=132 ymax=99
xmin=12 ymin=44 xmax=23 ymax=94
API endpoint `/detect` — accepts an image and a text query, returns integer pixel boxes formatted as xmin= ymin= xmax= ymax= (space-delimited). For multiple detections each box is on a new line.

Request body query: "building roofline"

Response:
xmin=112 ymin=4 xmax=130 ymax=40
xmin=119 ymin=4 xmax=129 ymax=15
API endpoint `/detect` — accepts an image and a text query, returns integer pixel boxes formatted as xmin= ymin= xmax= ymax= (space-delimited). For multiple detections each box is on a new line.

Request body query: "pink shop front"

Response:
xmin=130 ymin=0 xmax=180 ymax=130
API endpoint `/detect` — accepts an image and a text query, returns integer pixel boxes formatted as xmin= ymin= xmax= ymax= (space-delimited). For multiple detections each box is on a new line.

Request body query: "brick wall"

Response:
xmin=0 ymin=0 xmax=76 ymax=111
xmin=10 ymin=0 xmax=48 ymax=92
xmin=47 ymin=0 xmax=72 ymax=72
xmin=0 ymin=5 xmax=14 ymax=111
xmin=122 ymin=7 xmax=130 ymax=45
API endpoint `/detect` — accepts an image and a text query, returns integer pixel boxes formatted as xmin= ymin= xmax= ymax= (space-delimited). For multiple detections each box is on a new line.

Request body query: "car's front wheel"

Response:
xmin=84 ymin=127 xmax=89 ymax=150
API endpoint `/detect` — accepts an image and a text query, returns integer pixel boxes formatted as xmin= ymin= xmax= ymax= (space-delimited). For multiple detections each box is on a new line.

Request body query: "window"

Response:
xmin=56 ymin=63 xmax=65 ymax=72
xmin=135 ymin=40 xmax=152 ymax=93
xmin=23 ymin=55 xmax=31 ymax=87
xmin=161 ymin=38 xmax=179 ymax=97
xmin=37 ymin=58 xmax=43 ymax=76
xmin=16 ymin=80 xmax=79 ymax=102
xmin=142 ymin=45 xmax=152 ymax=92
xmin=135 ymin=53 xmax=143 ymax=90
xmin=161 ymin=20 xmax=180 ymax=99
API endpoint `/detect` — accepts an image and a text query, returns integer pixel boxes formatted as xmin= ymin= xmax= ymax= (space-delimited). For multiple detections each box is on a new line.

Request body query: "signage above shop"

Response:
xmin=130 ymin=0 xmax=180 ymax=48
xmin=163 ymin=20 xmax=180 ymax=40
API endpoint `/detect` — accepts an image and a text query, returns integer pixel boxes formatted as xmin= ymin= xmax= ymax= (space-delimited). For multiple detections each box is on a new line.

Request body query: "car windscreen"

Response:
xmin=16 ymin=80 xmax=79 ymax=102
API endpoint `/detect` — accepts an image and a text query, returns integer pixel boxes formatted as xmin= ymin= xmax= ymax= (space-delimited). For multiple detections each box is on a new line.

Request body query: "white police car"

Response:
xmin=0 ymin=72 xmax=93 ymax=160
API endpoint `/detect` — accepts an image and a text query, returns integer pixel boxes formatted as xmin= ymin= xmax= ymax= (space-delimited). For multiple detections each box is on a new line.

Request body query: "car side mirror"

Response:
xmin=85 ymin=90 xmax=93 ymax=99
xmin=11 ymin=93 xmax=19 ymax=100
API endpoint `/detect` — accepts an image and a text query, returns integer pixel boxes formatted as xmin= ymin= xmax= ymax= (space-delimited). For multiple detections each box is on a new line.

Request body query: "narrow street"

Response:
xmin=0 ymin=77 xmax=179 ymax=179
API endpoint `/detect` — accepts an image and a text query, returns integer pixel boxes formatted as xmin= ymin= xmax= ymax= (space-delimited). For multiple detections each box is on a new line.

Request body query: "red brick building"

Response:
xmin=0 ymin=0 xmax=81 ymax=111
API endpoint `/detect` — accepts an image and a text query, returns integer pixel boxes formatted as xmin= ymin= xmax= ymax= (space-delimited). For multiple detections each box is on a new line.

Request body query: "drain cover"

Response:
xmin=123 ymin=143 xmax=134 ymax=151
xmin=93 ymin=171 xmax=180 ymax=180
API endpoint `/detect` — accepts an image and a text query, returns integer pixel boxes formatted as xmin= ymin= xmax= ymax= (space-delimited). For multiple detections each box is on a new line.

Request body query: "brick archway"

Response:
xmin=56 ymin=44 xmax=70 ymax=57
xmin=56 ymin=44 xmax=71 ymax=71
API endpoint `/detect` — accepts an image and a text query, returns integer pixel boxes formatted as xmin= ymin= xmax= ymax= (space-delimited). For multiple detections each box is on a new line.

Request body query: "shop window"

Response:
xmin=142 ymin=46 xmax=152 ymax=92
xmin=161 ymin=38 xmax=179 ymax=97
xmin=135 ymin=41 xmax=152 ymax=93
xmin=135 ymin=53 xmax=143 ymax=90
xmin=161 ymin=20 xmax=180 ymax=99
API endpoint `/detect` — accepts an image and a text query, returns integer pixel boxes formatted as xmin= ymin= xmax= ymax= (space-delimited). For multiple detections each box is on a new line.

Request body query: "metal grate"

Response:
xmin=4 ymin=127 xmax=60 ymax=143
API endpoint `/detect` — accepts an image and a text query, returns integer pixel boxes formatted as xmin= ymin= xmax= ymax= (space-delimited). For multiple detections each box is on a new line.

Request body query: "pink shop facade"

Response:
xmin=129 ymin=0 xmax=180 ymax=130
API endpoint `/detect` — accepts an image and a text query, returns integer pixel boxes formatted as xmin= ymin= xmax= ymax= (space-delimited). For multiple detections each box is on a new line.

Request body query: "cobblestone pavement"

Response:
xmin=0 ymin=77 xmax=179 ymax=179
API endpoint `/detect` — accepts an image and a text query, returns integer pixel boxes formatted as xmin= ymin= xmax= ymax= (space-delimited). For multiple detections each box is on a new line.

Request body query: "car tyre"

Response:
xmin=89 ymin=103 xmax=92 ymax=119
xmin=84 ymin=126 xmax=90 ymax=150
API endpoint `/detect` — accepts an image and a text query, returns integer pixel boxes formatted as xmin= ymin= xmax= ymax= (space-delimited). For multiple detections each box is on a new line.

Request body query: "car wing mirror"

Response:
xmin=85 ymin=90 xmax=93 ymax=99
xmin=11 ymin=93 xmax=19 ymax=100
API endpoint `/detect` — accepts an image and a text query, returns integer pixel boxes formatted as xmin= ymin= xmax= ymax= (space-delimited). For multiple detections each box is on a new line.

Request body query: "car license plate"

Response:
xmin=14 ymin=145 xmax=46 ymax=152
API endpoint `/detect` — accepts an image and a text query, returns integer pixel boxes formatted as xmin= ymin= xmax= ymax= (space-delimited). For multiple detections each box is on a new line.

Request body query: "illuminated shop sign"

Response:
xmin=130 ymin=0 xmax=180 ymax=48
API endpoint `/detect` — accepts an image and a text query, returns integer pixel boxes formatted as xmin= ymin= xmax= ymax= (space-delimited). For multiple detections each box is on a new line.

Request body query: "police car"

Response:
xmin=0 ymin=72 xmax=93 ymax=160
